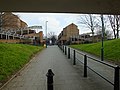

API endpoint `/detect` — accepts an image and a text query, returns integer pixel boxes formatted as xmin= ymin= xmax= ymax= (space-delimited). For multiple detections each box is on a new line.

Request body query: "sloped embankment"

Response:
xmin=0 ymin=43 xmax=43 ymax=84
xmin=70 ymin=39 xmax=120 ymax=65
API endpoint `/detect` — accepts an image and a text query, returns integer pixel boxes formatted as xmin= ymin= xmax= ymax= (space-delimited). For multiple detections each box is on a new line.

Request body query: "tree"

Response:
xmin=94 ymin=14 xmax=113 ymax=39
xmin=78 ymin=14 xmax=99 ymax=36
xmin=51 ymin=35 xmax=57 ymax=45
xmin=2 ymin=12 xmax=21 ymax=30
xmin=0 ymin=12 xmax=3 ymax=31
xmin=96 ymin=29 xmax=113 ymax=39
xmin=108 ymin=15 xmax=120 ymax=39
xmin=47 ymin=32 xmax=57 ymax=45
xmin=47 ymin=32 xmax=55 ymax=39
xmin=78 ymin=14 xmax=100 ymax=42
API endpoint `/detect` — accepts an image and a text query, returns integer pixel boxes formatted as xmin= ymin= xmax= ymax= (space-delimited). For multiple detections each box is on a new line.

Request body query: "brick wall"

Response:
xmin=58 ymin=23 xmax=79 ymax=44
xmin=0 ymin=39 xmax=24 ymax=43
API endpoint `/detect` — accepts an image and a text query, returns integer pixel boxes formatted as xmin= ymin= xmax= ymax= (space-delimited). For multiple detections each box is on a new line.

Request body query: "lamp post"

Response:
xmin=46 ymin=21 xmax=48 ymax=48
xmin=101 ymin=14 xmax=105 ymax=61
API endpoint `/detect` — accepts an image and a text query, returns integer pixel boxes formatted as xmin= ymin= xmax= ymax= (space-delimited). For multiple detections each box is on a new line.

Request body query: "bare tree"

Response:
xmin=94 ymin=14 xmax=113 ymax=39
xmin=105 ymin=30 xmax=113 ymax=39
xmin=47 ymin=31 xmax=57 ymax=45
xmin=78 ymin=14 xmax=99 ymax=36
xmin=0 ymin=12 xmax=3 ymax=31
xmin=108 ymin=15 xmax=120 ymax=39
xmin=96 ymin=29 xmax=113 ymax=39
xmin=47 ymin=32 xmax=55 ymax=39
xmin=1 ymin=12 xmax=22 ymax=31
xmin=115 ymin=15 xmax=120 ymax=39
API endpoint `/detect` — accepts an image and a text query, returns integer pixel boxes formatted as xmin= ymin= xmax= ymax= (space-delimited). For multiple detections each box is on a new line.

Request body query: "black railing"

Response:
xmin=58 ymin=45 xmax=120 ymax=90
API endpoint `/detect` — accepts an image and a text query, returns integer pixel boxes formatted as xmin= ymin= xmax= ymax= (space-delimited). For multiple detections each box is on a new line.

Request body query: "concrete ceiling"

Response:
xmin=0 ymin=0 xmax=120 ymax=14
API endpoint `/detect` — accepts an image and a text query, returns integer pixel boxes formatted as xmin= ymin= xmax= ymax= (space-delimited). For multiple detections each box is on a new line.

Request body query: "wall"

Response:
xmin=2 ymin=12 xmax=28 ymax=30
xmin=0 ymin=39 xmax=24 ymax=43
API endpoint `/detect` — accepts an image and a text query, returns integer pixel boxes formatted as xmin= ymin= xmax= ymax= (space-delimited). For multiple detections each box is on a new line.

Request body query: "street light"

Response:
xmin=101 ymin=14 xmax=105 ymax=61
xmin=46 ymin=21 xmax=48 ymax=48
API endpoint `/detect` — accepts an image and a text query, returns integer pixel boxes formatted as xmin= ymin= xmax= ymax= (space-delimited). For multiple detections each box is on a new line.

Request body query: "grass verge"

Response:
xmin=70 ymin=39 xmax=120 ymax=65
xmin=0 ymin=43 xmax=43 ymax=83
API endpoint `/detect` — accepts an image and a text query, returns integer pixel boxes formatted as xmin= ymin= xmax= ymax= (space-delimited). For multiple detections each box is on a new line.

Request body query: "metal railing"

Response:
xmin=58 ymin=45 xmax=120 ymax=90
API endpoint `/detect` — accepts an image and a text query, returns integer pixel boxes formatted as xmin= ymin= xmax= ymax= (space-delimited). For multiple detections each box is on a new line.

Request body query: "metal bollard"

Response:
xmin=84 ymin=55 xmax=87 ymax=77
xmin=114 ymin=66 xmax=119 ymax=90
xmin=65 ymin=46 xmax=67 ymax=55
xmin=46 ymin=69 xmax=54 ymax=90
xmin=68 ymin=48 xmax=70 ymax=59
xmin=73 ymin=50 xmax=76 ymax=65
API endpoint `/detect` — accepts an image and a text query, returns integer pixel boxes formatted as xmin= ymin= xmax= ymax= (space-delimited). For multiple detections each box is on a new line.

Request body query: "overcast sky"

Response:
xmin=14 ymin=13 xmax=92 ymax=36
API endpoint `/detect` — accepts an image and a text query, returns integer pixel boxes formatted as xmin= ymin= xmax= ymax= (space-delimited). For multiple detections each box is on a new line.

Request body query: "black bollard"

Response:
xmin=46 ymin=69 xmax=54 ymax=90
xmin=68 ymin=48 xmax=70 ymax=59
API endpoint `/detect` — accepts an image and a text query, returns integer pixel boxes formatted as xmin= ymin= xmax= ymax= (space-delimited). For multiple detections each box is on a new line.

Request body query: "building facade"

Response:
xmin=24 ymin=31 xmax=44 ymax=45
xmin=69 ymin=34 xmax=102 ymax=44
xmin=2 ymin=12 xmax=28 ymax=30
xmin=58 ymin=23 xmax=79 ymax=45
xmin=0 ymin=12 xmax=44 ymax=45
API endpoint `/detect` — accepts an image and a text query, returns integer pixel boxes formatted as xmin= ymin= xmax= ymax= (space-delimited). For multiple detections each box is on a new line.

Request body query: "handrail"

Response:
xmin=75 ymin=50 xmax=85 ymax=56
xmin=58 ymin=45 xmax=119 ymax=90
xmin=69 ymin=46 xmax=117 ymax=69
xmin=87 ymin=66 xmax=114 ymax=86
xmin=76 ymin=57 xmax=84 ymax=64
xmin=87 ymin=55 xmax=116 ymax=68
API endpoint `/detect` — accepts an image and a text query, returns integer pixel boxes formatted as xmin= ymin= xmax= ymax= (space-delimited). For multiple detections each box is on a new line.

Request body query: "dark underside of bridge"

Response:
xmin=0 ymin=0 xmax=120 ymax=14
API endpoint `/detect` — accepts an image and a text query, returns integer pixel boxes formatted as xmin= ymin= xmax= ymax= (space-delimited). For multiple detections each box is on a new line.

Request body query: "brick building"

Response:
xmin=69 ymin=34 xmax=102 ymax=44
xmin=2 ymin=12 xmax=28 ymax=30
xmin=24 ymin=31 xmax=44 ymax=45
xmin=0 ymin=12 xmax=44 ymax=44
xmin=58 ymin=23 xmax=79 ymax=45
xmin=58 ymin=23 xmax=102 ymax=45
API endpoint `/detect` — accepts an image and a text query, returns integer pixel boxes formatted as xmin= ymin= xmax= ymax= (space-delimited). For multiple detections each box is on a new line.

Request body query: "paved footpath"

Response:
xmin=1 ymin=46 xmax=114 ymax=90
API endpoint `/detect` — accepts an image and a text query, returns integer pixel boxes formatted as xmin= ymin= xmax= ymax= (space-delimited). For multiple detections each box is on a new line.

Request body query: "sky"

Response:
xmin=14 ymin=13 xmax=91 ymax=36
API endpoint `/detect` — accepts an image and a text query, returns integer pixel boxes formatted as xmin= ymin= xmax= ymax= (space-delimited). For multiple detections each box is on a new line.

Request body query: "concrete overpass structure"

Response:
xmin=0 ymin=0 xmax=120 ymax=14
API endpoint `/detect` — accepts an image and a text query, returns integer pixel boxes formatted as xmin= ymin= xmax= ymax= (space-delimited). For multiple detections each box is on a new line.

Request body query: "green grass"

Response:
xmin=0 ymin=43 xmax=43 ymax=81
xmin=70 ymin=39 xmax=120 ymax=64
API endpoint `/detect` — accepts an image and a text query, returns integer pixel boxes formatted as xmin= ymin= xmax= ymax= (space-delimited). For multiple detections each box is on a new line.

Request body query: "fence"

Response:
xmin=58 ymin=45 xmax=120 ymax=90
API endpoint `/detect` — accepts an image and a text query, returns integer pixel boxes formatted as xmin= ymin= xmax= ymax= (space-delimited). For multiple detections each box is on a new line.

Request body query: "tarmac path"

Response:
xmin=1 ymin=46 xmax=114 ymax=90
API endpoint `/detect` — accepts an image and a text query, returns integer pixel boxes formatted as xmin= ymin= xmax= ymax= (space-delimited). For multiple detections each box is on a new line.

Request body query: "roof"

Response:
xmin=64 ymin=23 xmax=77 ymax=29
